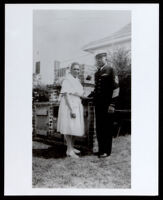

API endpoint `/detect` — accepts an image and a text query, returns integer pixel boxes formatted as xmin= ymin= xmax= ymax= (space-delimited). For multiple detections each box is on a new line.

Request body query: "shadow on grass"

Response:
xmin=33 ymin=137 xmax=92 ymax=159
xmin=33 ymin=145 xmax=67 ymax=159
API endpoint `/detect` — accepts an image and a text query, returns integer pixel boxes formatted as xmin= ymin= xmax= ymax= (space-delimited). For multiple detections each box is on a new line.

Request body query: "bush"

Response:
xmin=33 ymin=86 xmax=49 ymax=102
xmin=33 ymin=84 xmax=62 ymax=103
xmin=108 ymin=48 xmax=131 ymax=110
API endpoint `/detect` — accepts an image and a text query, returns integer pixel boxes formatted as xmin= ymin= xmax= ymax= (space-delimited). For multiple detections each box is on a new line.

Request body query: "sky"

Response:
xmin=33 ymin=10 xmax=131 ymax=84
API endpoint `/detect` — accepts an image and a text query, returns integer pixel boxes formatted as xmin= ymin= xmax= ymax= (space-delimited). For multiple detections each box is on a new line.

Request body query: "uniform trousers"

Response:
xmin=95 ymin=103 xmax=113 ymax=156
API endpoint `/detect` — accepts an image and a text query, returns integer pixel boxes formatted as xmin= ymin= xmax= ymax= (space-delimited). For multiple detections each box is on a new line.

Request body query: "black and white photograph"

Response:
xmin=32 ymin=10 xmax=131 ymax=188
xmin=5 ymin=4 xmax=158 ymax=195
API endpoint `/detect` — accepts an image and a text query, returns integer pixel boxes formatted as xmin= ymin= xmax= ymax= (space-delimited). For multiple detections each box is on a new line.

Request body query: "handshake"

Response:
xmin=72 ymin=92 xmax=93 ymax=100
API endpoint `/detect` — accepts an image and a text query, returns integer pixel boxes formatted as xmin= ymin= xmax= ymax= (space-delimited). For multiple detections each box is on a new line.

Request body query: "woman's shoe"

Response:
xmin=66 ymin=150 xmax=79 ymax=158
xmin=73 ymin=148 xmax=80 ymax=154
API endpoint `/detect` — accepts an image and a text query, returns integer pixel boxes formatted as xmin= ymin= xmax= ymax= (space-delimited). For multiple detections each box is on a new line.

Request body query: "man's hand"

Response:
xmin=108 ymin=105 xmax=115 ymax=113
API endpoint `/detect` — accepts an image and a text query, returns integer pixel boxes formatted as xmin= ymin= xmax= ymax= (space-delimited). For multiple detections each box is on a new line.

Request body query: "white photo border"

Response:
xmin=5 ymin=3 xmax=159 ymax=196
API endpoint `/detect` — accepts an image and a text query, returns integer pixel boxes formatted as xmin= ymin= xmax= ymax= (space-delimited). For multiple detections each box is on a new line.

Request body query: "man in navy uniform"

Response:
xmin=89 ymin=51 xmax=120 ymax=158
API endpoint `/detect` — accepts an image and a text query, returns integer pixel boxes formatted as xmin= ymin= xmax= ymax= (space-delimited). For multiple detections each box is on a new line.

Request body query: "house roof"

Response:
xmin=83 ymin=23 xmax=131 ymax=52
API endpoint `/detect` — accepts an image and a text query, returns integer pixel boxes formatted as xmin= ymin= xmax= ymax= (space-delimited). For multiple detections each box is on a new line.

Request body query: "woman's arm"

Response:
xmin=64 ymin=93 xmax=76 ymax=118
xmin=72 ymin=92 xmax=88 ymax=99
xmin=64 ymin=93 xmax=72 ymax=112
xmin=73 ymin=92 xmax=83 ymax=98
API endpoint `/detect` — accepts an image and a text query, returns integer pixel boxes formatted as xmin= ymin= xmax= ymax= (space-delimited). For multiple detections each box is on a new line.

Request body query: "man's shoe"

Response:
xmin=99 ymin=153 xmax=109 ymax=158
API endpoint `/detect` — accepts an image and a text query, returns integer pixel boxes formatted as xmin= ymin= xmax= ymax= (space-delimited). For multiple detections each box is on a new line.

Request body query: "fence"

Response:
xmin=33 ymin=101 xmax=131 ymax=152
xmin=33 ymin=101 xmax=96 ymax=152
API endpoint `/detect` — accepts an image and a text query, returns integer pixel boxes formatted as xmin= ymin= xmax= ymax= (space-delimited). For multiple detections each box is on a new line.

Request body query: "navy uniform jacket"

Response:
xmin=90 ymin=64 xmax=119 ymax=106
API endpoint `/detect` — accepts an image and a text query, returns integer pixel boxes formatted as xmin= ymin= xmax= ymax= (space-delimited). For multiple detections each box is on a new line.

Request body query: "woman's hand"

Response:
xmin=70 ymin=112 xmax=76 ymax=118
xmin=81 ymin=96 xmax=93 ymax=100
xmin=71 ymin=92 xmax=92 ymax=99
xmin=81 ymin=95 xmax=87 ymax=99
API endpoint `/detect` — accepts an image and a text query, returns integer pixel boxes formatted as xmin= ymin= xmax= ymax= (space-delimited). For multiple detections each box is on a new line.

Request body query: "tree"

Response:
xmin=108 ymin=48 xmax=131 ymax=109
xmin=108 ymin=48 xmax=131 ymax=76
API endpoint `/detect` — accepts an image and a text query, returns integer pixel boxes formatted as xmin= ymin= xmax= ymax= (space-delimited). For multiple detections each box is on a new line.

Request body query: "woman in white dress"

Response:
xmin=57 ymin=62 xmax=85 ymax=158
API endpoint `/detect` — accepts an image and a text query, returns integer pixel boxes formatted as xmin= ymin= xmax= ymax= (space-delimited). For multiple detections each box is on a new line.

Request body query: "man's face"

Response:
xmin=95 ymin=56 xmax=107 ymax=68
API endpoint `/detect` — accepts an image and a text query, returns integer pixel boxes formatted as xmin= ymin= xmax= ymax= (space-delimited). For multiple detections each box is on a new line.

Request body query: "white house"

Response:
xmin=82 ymin=23 xmax=131 ymax=56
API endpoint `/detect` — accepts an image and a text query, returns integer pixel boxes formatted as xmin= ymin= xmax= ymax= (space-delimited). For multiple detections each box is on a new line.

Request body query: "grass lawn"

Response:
xmin=32 ymin=135 xmax=131 ymax=188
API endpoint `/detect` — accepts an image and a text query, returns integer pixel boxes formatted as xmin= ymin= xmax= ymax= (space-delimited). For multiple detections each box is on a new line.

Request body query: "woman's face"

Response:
xmin=71 ymin=64 xmax=80 ymax=78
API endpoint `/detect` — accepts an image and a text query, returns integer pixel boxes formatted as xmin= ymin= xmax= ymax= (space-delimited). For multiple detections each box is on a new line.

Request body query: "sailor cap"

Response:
xmin=95 ymin=50 xmax=107 ymax=59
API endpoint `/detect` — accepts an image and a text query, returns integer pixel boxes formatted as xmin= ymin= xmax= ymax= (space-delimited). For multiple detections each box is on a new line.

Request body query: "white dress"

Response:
xmin=57 ymin=74 xmax=84 ymax=136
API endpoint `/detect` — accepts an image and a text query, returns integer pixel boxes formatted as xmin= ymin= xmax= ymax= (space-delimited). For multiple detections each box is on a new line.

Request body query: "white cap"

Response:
xmin=94 ymin=49 xmax=107 ymax=59
xmin=94 ymin=49 xmax=107 ymax=56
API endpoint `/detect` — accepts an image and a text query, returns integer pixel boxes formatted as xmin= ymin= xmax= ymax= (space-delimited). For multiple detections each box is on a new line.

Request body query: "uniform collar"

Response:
xmin=100 ymin=63 xmax=107 ymax=71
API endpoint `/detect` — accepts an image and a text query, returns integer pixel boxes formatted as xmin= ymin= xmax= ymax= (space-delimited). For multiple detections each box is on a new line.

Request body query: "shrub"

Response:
xmin=33 ymin=86 xmax=49 ymax=102
xmin=108 ymin=48 xmax=131 ymax=110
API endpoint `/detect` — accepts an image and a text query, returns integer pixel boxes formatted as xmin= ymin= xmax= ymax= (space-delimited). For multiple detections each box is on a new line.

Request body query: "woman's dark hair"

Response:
xmin=70 ymin=62 xmax=80 ymax=70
